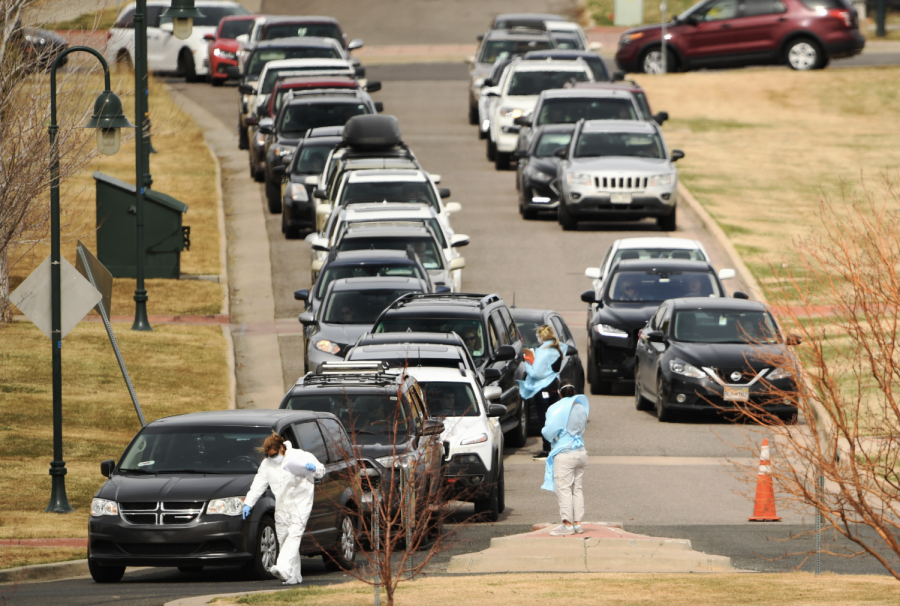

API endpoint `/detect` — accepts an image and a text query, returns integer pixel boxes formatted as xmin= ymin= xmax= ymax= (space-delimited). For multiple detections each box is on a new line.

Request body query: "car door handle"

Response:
xmin=778 ymin=17 xmax=787 ymax=21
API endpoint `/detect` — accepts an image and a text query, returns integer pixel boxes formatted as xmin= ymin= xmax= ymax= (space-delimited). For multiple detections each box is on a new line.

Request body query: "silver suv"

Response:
xmin=557 ymin=119 xmax=684 ymax=231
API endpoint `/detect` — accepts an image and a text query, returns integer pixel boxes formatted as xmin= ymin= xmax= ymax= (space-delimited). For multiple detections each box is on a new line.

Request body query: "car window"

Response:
xmin=323 ymin=289 xmax=419 ymax=324
xmin=613 ymin=247 xmax=708 ymax=263
xmin=673 ymin=309 xmax=779 ymax=344
xmin=575 ymin=131 xmax=665 ymax=159
xmin=488 ymin=315 xmax=500 ymax=350
xmin=479 ymin=39 xmax=554 ymax=63
xmin=115 ymin=8 xmax=136 ymax=28
xmin=649 ymin=306 xmax=665 ymax=330
xmin=374 ymin=318 xmax=487 ymax=361
xmin=599 ymin=246 xmax=613 ymax=277
xmin=264 ymin=23 xmax=342 ymax=41
xmin=420 ymin=381 xmax=480 ymax=417
xmin=340 ymin=181 xmax=438 ymax=210
xmin=220 ymin=19 xmax=252 ymax=39
xmin=507 ymin=70 xmax=589 ymax=96
xmin=315 ymin=263 xmax=425 ymax=299
xmin=293 ymin=143 xmax=332 ymax=174
xmin=552 ymin=36 xmax=583 ymax=50
xmin=698 ymin=0 xmax=739 ymax=21
xmin=284 ymin=392 xmax=409 ymax=437
xmin=281 ymin=103 xmax=368 ymax=135
xmin=551 ymin=316 xmax=571 ymax=343
xmin=499 ymin=307 xmax=518 ymax=343
xmin=745 ymin=0 xmax=788 ymax=13
xmin=633 ymin=92 xmax=653 ymax=120
xmin=318 ymin=418 xmax=352 ymax=462
xmin=535 ymin=132 xmax=573 ymax=157
xmin=405 ymin=386 xmax=426 ymax=423
xmin=490 ymin=311 xmax=509 ymax=345
xmin=584 ymin=56 xmax=609 ymax=81
xmin=517 ymin=320 xmax=542 ymax=348
xmin=145 ymin=6 xmax=163 ymax=28
xmin=537 ymin=98 xmax=638 ymax=125
xmin=246 ymin=48 xmax=341 ymax=75
xmin=607 ymin=270 xmax=722 ymax=302
xmin=293 ymin=421 xmax=328 ymax=462
xmin=659 ymin=307 xmax=672 ymax=335
xmin=338 ymin=237 xmax=443 ymax=269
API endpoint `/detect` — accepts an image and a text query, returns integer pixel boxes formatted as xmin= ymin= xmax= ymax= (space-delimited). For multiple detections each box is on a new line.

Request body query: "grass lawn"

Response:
xmin=219 ymin=572 xmax=900 ymax=605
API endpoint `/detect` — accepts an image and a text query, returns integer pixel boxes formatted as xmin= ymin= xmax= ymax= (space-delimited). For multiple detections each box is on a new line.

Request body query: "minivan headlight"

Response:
xmin=91 ymin=498 xmax=118 ymax=517
xmin=207 ymin=497 xmax=245 ymax=516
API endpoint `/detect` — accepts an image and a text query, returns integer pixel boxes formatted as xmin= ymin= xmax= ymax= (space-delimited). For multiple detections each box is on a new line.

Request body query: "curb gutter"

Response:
xmin=164 ymin=589 xmax=285 ymax=606
xmin=0 ymin=559 xmax=88 ymax=585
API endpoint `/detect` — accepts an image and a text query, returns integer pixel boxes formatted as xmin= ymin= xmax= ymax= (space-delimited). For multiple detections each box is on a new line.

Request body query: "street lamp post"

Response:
xmin=46 ymin=47 xmax=132 ymax=513
xmin=130 ymin=0 xmax=203 ymax=332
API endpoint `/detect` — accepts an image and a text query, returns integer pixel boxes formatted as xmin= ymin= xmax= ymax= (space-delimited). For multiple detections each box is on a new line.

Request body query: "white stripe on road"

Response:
xmin=504 ymin=455 xmax=756 ymax=466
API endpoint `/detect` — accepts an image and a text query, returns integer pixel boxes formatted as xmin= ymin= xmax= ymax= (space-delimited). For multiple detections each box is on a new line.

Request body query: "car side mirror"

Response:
xmin=512 ymin=149 xmax=527 ymax=159
xmin=554 ymin=147 xmax=568 ymax=159
xmin=444 ymin=202 xmax=462 ymax=214
xmin=785 ymin=334 xmax=802 ymax=346
xmin=565 ymin=345 xmax=578 ymax=357
xmin=671 ymin=149 xmax=685 ymax=162
xmin=449 ymin=257 xmax=466 ymax=270
xmin=646 ymin=330 xmax=665 ymax=343
xmin=494 ymin=344 xmax=516 ymax=361
xmin=513 ymin=115 xmax=531 ymax=126
xmin=483 ymin=368 xmax=502 ymax=382
xmin=348 ymin=38 xmax=364 ymax=51
xmin=313 ymin=188 xmax=327 ymax=200
xmin=477 ymin=33 xmax=484 ymax=42
xmin=374 ymin=101 xmax=384 ymax=113
xmin=258 ymin=118 xmax=274 ymax=135
xmin=100 ymin=459 xmax=115 ymax=478
xmin=438 ymin=187 xmax=451 ymax=199
xmin=238 ymin=83 xmax=256 ymax=95
xmin=435 ymin=285 xmax=452 ymax=293
xmin=203 ymin=33 xmax=216 ymax=41
xmin=580 ymin=290 xmax=596 ymax=303
xmin=584 ymin=267 xmax=601 ymax=279
xmin=483 ymin=77 xmax=493 ymax=87
xmin=365 ymin=80 xmax=382 ymax=93
xmin=450 ymin=234 xmax=470 ymax=248
xmin=611 ymin=70 xmax=625 ymax=82
xmin=294 ymin=289 xmax=309 ymax=302
xmin=305 ymin=175 xmax=320 ymax=186
xmin=484 ymin=387 xmax=503 ymax=402
xmin=422 ymin=418 xmax=445 ymax=436
xmin=653 ymin=111 xmax=669 ymax=125
xmin=298 ymin=312 xmax=317 ymax=326
xmin=717 ymin=268 xmax=735 ymax=280
xmin=272 ymin=165 xmax=286 ymax=176
xmin=733 ymin=291 xmax=750 ymax=300
xmin=484 ymin=89 xmax=499 ymax=97
xmin=487 ymin=403 xmax=505 ymax=417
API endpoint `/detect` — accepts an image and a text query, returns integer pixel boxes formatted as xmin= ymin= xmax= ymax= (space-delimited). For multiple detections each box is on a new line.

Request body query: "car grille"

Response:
xmin=600 ymin=347 xmax=630 ymax=365
xmin=119 ymin=543 xmax=201 ymax=556
xmin=594 ymin=175 xmax=648 ymax=191
xmin=713 ymin=368 xmax=761 ymax=385
xmin=120 ymin=501 xmax=205 ymax=525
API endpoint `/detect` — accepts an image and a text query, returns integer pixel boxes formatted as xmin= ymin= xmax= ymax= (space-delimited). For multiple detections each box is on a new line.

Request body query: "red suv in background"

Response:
xmin=615 ymin=0 xmax=864 ymax=73
xmin=206 ymin=14 xmax=256 ymax=86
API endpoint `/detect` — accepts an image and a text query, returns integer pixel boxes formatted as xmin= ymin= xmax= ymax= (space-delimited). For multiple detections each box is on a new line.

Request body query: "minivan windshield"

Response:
xmin=338 ymin=237 xmax=443 ymax=269
xmin=324 ymin=289 xmax=420 ymax=324
xmin=607 ymin=270 xmax=722 ymax=302
xmin=283 ymin=391 xmax=409 ymax=437
xmin=673 ymin=310 xmax=779 ymax=344
xmin=339 ymin=181 xmax=438 ymax=210
xmin=315 ymin=263 xmax=427 ymax=299
xmin=118 ymin=426 xmax=271 ymax=474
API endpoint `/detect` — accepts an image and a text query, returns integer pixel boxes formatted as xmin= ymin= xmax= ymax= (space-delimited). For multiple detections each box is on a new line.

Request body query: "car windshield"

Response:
xmin=263 ymin=23 xmax=342 ymax=41
xmin=607 ymin=270 xmax=722 ymax=302
xmin=324 ymin=289 xmax=419 ymax=324
xmin=339 ymin=181 xmax=438 ymax=209
xmin=293 ymin=143 xmax=333 ymax=174
xmin=118 ymin=426 xmax=270 ymax=474
xmin=420 ymin=381 xmax=479 ymax=417
xmin=612 ymin=248 xmax=707 ymax=264
xmin=335 ymin=219 xmax=447 ymax=248
xmin=220 ymin=19 xmax=252 ymax=39
xmin=280 ymin=102 xmax=368 ymax=135
xmin=283 ymin=392 xmax=408 ymax=437
xmin=575 ymin=132 xmax=665 ymax=159
xmin=507 ymin=70 xmax=589 ymax=96
xmin=480 ymin=39 xmax=554 ymax=63
xmin=673 ymin=310 xmax=779 ymax=344
xmin=315 ymin=263 xmax=426 ymax=299
xmin=161 ymin=5 xmax=249 ymax=28
xmin=537 ymin=98 xmax=637 ymax=125
xmin=247 ymin=48 xmax=341 ymax=75
xmin=338 ymin=237 xmax=443 ymax=269
xmin=374 ymin=319 xmax=487 ymax=361
xmin=535 ymin=132 xmax=572 ymax=157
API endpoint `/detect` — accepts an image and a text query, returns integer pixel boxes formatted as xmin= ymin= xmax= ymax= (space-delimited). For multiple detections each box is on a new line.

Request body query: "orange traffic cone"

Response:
xmin=749 ymin=438 xmax=781 ymax=522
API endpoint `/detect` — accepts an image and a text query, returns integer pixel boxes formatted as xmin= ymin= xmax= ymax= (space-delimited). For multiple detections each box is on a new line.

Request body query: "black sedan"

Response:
xmin=634 ymin=298 xmax=800 ymax=422
xmin=88 ymin=410 xmax=358 ymax=583
xmin=582 ymin=258 xmax=732 ymax=395
xmin=16 ymin=26 xmax=68 ymax=70
xmin=513 ymin=124 xmax=574 ymax=219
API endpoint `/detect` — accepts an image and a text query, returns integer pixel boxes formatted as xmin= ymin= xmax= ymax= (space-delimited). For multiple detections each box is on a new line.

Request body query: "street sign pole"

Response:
xmin=132 ymin=0 xmax=152 ymax=332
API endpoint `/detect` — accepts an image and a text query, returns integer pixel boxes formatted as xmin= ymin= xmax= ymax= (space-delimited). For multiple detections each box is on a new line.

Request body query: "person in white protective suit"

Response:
xmin=242 ymin=432 xmax=325 ymax=585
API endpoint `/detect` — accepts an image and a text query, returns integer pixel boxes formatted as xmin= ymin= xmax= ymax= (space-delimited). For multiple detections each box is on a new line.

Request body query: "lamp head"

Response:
xmin=161 ymin=0 xmax=205 ymax=40
xmin=84 ymin=91 xmax=133 ymax=156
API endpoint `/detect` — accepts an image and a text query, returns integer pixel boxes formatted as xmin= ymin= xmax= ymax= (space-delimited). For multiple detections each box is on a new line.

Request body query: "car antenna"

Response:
xmin=511 ymin=292 xmax=516 ymax=309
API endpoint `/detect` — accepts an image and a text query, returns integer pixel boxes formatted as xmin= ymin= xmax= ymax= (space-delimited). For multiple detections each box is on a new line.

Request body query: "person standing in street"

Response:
xmin=243 ymin=432 xmax=325 ymax=584
xmin=541 ymin=384 xmax=589 ymax=536
xmin=518 ymin=324 xmax=566 ymax=459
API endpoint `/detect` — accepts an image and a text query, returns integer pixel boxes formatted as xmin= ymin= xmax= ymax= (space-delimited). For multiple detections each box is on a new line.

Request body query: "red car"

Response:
xmin=615 ymin=0 xmax=864 ymax=74
xmin=206 ymin=14 xmax=256 ymax=86
xmin=264 ymin=76 xmax=363 ymax=119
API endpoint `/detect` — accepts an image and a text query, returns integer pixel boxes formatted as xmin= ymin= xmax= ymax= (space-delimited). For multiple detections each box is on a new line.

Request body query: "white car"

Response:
xmin=251 ymin=57 xmax=356 ymax=116
xmin=545 ymin=21 xmax=601 ymax=51
xmin=404 ymin=365 xmax=506 ymax=520
xmin=487 ymin=58 xmax=593 ymax=170
xmin=308 ymin=203 xmax=469 ymax=290
xmin=107 ymin=0 xmax=250 ymax=81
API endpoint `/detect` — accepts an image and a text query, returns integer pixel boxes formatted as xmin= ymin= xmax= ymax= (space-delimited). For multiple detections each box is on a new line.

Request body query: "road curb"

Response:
xmin=0 ymin=559 xmax=88 ymax=585
xmin=163 ymin=588 xmax=286 ymax=606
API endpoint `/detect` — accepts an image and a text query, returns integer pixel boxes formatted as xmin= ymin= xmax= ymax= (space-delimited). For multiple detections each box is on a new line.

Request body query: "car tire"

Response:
xmin=238 ymin=124 xmax=249 ymax=150
xmin=785 ymin=38 xmax=825 ymax=71
xmin=522 ymin=207 xmax=538 ymax=220
xmin=323 ymin=511 xmax=357 ymax=571
xmin=469 ymin=103 xmax=478 ymax=125
xmin=211 ymin=77 xmax=224 ymax=87
xmin=116 ymin=50 xmax=133 ymax=71
xmin=282 ymin=210 xmax=300 ymax=239
xmin=558 ymin=201 xmax=577 ymax=231
xmin=179 ymin=49 xmax=199 ymax=83
xmin=242 ymin=515 xmax=278 ymax=580
xmin=266 ymin=177 xmax=282 ymax=213
xmin=478 ymin=126 xmax=488 ymax=140
xmin=495 ymin=151 xmax=510 ymax=171
xmin=656 ymin=378 xmax=675 ymax=422
xmin=657 ymin=207 xmax=677 ymax=231
xmin=487 ymin=139 xmax=496 ymax=161
xmin=177 ymin=566 xmax=203 ymax=573
xmin=634 ymin=364 xmax=652 ymax=411
xmin=641 ymin=47 xmax=678 ymax=74
xmin=474 ymin=474 xmax=500 ymax=522
xmin=88 ymin=559 xmax=125 ymax=583
xmin=506 ymin=398 xmax=528 ymax=448
xmin=588 ymin=353 xmax=611 ymax=395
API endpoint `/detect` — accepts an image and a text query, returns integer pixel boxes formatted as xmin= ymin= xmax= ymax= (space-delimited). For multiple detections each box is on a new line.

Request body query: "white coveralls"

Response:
xmin=244 ymin=441 xmax=326 ymax=584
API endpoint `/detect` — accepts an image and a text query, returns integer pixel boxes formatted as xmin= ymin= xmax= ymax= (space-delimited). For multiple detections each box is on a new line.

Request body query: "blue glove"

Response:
xmin=242 ymin=504 xmax=251 ymax=520
xmin=305 ymin=462 xmax=317 ymax=471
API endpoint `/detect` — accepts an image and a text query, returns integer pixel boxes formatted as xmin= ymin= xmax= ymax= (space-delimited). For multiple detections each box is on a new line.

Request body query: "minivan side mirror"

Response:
xmin=100 ymin=459 xmax=115 ymax=478
xmin=717 ymin=268 xmax=735 ymax=280
xmin=348 ymin=38 xmax=364 ymax=51
xmin=580 ymin=290 xmax=596 ymax=303
xmin=494 ymin=344 xmax=516 ymax=361
xmin=671 ymin=149 xmax=685 ymax=162
xmin=438 ymin=187 xmax=451 ymax=199
xmin=294 ymin=289 xmax=309 ymax=302
xmin=584 ymin=267 xmax=601 ymax=279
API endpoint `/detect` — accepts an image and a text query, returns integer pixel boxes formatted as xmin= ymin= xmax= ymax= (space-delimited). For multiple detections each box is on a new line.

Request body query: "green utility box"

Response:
xmin=94 ymin=171 xmax=190 ymax=279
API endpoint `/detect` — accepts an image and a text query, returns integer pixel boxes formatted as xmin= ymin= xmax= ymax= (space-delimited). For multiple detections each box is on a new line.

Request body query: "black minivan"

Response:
xmin=88 ymin=410 xmax=358 ymax=583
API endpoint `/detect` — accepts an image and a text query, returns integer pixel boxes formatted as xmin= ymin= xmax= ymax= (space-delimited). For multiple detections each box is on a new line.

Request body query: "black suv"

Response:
xmin=369 ymin=293 xmax=529 ymax=447
xmin=88 ymin=410 xmax=358 ymax=583
xmin=279 ymin=362 xmax=445 ymax=518
xmin=280 ymin=126 xmax=344 ymax=238
xmin=581 ymin=259 xmax=729 ymax=394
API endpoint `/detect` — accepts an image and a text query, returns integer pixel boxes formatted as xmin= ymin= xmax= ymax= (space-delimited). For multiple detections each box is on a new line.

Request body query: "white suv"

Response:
xmin=404 ymin=366 xmax=506 ymax=521
xmin=107 ymin=1 xmax=249 ymax=81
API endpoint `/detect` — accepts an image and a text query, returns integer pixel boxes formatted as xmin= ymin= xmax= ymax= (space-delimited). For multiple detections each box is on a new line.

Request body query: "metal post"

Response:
xmin=816 ymin=474 xmax=823 ymax=575
xmin=660 ymin=1 xmax=668 ymax=74
xmin=46 ymin=46 xmax=115 ymax=513
xmin=372 ymin=501 xmax=381 ymax=606
xmin=876 ymin=0 xmax=886 ymax=37
xmin=132 ymin=0 xmax=152 ymax=331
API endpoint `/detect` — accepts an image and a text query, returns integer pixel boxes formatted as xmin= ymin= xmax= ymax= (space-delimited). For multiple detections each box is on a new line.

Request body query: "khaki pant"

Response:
xmin=553 ymin=449 xmax=588 ymax=523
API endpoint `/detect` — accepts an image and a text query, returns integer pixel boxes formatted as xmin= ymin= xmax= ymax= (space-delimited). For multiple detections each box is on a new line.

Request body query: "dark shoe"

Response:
xmin=532 ymin=451 xmax=549 ymax=460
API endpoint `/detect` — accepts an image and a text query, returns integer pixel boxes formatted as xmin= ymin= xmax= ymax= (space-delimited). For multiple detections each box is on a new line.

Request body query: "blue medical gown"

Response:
xmin=517 ymin=341 xmax=566 ymax=400
xmin=540 ymin=394 xmax=590 ymax=491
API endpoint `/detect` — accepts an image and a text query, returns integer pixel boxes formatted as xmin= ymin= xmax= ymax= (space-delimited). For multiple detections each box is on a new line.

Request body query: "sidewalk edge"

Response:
xmin=0 ymin=559 xmax=88 ymax=585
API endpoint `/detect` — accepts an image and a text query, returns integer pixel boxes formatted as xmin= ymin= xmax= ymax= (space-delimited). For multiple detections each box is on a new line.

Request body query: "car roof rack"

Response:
xmin=384 ymin=292 xmax=501 ymax=309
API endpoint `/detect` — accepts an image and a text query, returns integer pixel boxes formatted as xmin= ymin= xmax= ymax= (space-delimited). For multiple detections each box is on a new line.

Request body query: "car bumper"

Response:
xmin=592 ymin=334 xmax=637 ymax=381
xmin=564 ymin=194 xmax=676 ymax=220
xmin=284 ymin=198 xmax=315 ymax=228
xmin=661 ymin=375 xmax=799 ymax=416
xmin=523 ymin=180 xmax=559 ymax=210
xmin=495 ymin=131 xmax=519 ymax=153
xmin=615 ymin=44 xmax=642 ymax=73
xmin=444 ymin=453 xmax=491 ymax=502
xmin=824 ymin=31 xmax=865 ymax=58
xmin=210 ymin=57 xmax=239 ymax=80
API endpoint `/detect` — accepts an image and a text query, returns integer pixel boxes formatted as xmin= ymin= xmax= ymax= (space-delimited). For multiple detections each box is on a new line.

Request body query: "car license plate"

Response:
xmin=610 ymin=193 xmax=632 ymax=204
xmin=724 ymin=387 xmax=749 ymax=402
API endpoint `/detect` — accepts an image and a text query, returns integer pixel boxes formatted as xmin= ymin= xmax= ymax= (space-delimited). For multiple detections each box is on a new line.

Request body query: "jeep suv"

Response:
xmin=369 ymin=293 xmax=529 ymax=447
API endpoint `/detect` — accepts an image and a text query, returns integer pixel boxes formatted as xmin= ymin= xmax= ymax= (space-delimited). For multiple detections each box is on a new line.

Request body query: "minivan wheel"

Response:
xmin=506 ymin=399 xmax=528 ymax=448
xmin=243 ymin=516 xmax=278 ymax=580
xmin=786 ymin=39 xmax=822 ymax=71
xmin=323 ymin=512 xmax=357 ymax=571
xmin=88 ymin=559 xmax=125 ymax=583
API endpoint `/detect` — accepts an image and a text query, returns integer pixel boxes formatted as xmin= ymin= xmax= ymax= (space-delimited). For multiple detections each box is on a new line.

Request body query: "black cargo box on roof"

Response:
xmin=343 ymin=115 xmax=402 ymax=149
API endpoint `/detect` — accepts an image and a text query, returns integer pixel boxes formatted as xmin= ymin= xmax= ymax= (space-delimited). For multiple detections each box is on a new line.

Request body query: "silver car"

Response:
xmin=557 ymin=120 xmax=684 ymax=231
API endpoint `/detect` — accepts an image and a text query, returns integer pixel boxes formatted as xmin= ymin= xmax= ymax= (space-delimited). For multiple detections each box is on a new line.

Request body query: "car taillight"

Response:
xmin=828 ymin=8 xmax=852 ymax=27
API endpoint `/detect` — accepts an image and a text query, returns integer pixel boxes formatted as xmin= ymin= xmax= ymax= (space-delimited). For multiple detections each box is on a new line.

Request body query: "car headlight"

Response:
xmin=376 ymin=454 xmax=415 ymax=468
xmin=254 ymin=131 xmax=266 ymax=145
xmin=213 ymin=48 xmax=238 ymax=60
xmin=207 ymin=496 xmax=245 ymax=516
xmin=566 ymin=173 xmax=592 ymax=186
xmin=648 ymin=173 xmax=675 ymax=187
xmin=91 ymin=498 xmax=118 ymax=517
xmin=669 ymin=359 xmax=706 ymax=379
xmin=315 ymin=339 xmax=342 ymax=354
xmin=619 ymin=32 xmax=644 ymax=47
xmin=498 ymin=106 xmax=523 ymax=119
xmin=767 ymin=367 xmax=792 ymax=381
xmin=273 ymin=144 xmax=294 ymax=159
xmin=594 ymin=324 xmax=628 ymax=338
xmin=460 ymin=432 xmax=488 ymax=446
xmin=526 ymin=166 xmax=553 ymax=183
xmin=289 ymin=183 xmax=308 ymax=201
xmin=473 ymin=78 xmax=485 ymax=88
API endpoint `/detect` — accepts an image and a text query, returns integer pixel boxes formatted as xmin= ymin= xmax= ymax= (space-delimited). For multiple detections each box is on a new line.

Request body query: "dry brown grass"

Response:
xmin=0 ymin=320 xmax=229 ymax=542
xmin=0 ymin=546 xmax=85 ymax=569
xmin=7 ymin=68 xmax=222 ymax=316
xmin=223 ymin=572 xmax=900 ymax=606
xmin=633 ymin=67 xmax=900 ymax=282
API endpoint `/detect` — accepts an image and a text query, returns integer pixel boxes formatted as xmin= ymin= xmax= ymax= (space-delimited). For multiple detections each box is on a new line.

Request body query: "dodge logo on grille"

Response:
xmin=730 ymin=372 xmax=742 ymax=382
